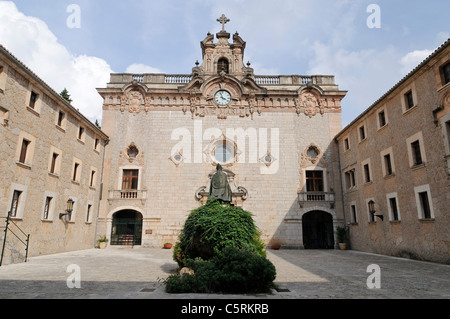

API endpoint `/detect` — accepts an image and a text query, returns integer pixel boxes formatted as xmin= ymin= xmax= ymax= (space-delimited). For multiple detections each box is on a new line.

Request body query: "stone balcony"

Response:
xmin=298 ymin=192 xmax=335 ymax=209
xmin=108 ymin=73 xmax=337 ymax=87
xmin=108 ymin=190 xmax=148 ymax=201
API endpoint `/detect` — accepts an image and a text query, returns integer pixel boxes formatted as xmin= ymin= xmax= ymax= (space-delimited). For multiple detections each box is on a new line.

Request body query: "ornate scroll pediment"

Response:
xmin=120 ymin=88 xmax=147 ymax=115
xmin=119 ymin=143 xmax=144 ymax=165
xmin=296 ymin=92 xmax=325 ymax=118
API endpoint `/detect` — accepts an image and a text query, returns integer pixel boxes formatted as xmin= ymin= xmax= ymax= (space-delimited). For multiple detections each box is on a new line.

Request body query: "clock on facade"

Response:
xmin=214 ymin=90 xmax=231 ymax=106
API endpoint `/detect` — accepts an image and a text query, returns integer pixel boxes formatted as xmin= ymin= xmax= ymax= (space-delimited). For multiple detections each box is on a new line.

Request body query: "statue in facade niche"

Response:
xmin=208 ymin=164 xmax=232 ymax=204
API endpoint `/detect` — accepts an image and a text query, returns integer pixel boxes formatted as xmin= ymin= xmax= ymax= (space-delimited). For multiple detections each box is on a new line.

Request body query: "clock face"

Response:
xmin=214 ymin=90 xmax=231 ymax=106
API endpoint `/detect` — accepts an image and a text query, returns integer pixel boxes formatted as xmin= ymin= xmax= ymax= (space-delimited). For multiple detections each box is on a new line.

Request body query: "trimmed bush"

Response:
xmin=165 ymin=247 xmax=276 ymax=294
xmin=167 ymin=201 xmax=276 ymax=294
xmin=173 ymin=201 xmax=265 ymax=267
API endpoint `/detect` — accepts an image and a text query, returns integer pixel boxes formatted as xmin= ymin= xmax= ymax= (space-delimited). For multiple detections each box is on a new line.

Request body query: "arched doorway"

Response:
xmin=111 ymin=210 xmax=143 ymax=246
xmin=302 ymin=211 xmax=334 ymax=249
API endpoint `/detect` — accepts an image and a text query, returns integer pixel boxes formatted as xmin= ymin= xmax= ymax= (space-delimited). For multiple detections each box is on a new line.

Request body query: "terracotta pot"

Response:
xmin=164 ymin=244 xmax=173 ymax=249
xmin=99 ymin=242 xmax=107 ymax=249
xmin=339 ymin=243 xmax=346 ymax=250
xmin=272 ymin=244 xmax=281 ymax=250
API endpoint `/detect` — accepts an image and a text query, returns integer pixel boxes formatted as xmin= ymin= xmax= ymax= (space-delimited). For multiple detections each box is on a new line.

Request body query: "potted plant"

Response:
xmin=336 ymin=226 xmax=348 ymax=250
xmin=164 ymin=242 xmax=173 ymax=249
xmin=98 ymin=235 xmax=108 ymax=249
xmin=271 ymin=239 xmax=282 ymax=250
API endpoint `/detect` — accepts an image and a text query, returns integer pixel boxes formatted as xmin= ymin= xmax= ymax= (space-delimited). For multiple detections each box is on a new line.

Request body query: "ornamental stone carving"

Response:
xmin=444 ymin=92 xmax=450 ymax=108
xmin=119 ymin=143 xmax=144 ymax=165
xmin=120 ymin=90 xmax=145 ymax=114
xmin=301 ymin=92 xmax=319 ymax=118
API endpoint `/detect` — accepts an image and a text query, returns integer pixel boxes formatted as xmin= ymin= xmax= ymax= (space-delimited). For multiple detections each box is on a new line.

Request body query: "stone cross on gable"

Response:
xmin=217 ymin=14 xmax=230 ymax=31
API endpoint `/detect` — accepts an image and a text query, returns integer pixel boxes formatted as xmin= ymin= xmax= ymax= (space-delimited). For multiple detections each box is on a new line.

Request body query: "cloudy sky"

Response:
xmin=0 ymin=0 xmax=448 ymax=126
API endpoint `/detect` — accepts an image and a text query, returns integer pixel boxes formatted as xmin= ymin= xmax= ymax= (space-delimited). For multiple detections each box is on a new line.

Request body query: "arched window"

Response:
xmin=217 ymin=58 xmax=229 ymax=74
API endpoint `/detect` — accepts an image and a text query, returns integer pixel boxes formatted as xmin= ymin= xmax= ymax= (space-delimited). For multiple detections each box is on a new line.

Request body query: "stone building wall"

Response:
xmin=97 ymin=25 xmax=347 ymax=250
xmin=336 ymin=40 xmax=450 ymax=264
xmin=97 ymin=108 xmax=344 ymax=248
xmin=0 ymin=46 xmax=108 ymax=265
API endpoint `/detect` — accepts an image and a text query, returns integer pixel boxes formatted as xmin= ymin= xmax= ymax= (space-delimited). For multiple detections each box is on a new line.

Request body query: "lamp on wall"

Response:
xmin=368 ymin=200 xmax=384 ymax=221
xmin=59 ymin=198 xmax=74 ymax=220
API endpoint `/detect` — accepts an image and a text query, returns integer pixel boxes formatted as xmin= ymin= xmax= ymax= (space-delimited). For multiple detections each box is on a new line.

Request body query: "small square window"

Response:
xmin=389 ymin=197 xmax=399 ymax=221
xmin=344 ymin=138 xmax=350 ymax=151
xmin=50 ymin=153 xmax=59 ymax=174
xmin=29 ymin=91 xmax=38 ymax=109
xmin=442 ymin=62 xmax=450 ymax=85
xmin=359 ymin=126 xmax=366 ymax=141
xmin=405 ymin=91 xmax=414 ymax=110
xmin=19 ymin=139 xmax=31 ymax=164
xmin=378 ymin=111 xmax=386 ymax=127
xmin=363 ymin=164 xmax=371 ymax=183
xmin=78 ymin=126 xmax=85 ymax=141
xmin=384 ymin=154 xmax=393 ymax=176
xmin=414 ymin=185 xmax=434 ymax=220
xmin=345 ymin=170 xmax=356 ymax=189
xmin=43 ymin=196 xmax=53 ymax=220
xmin=351 ymin=205 xmax=357 ymax=224
xmin=86 ymin=204 xmax=93 ymax=223
xmin=411 ymin=140 xmax=423 ymax=166
xmin=57 ymin=111 xmax=65 ymax=127
xmin=94 ymin=138 xmax=100 ymax=152
xmin=72 ymin=161 xmax=81 ymax=182
xmin=90 ymin=170 xmax=96 ymax=187
xmin=418 ymin=191 xmax=431 ymax=219
xmin=10 ymin=190 xmax=22 ymax=218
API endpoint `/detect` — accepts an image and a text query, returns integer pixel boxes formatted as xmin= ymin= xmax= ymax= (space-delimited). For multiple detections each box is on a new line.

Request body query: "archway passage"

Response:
xmin=111 ymin=210 xmax=143 ymax=246
xmin=302 ymin=211 xmax=334 ymax=249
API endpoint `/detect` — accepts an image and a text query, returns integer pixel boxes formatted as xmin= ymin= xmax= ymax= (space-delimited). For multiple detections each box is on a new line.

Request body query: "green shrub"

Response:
xmin=210 ymin=246 xmax=276 ymax=294
xmin=173 ymin=201 xmax=265 ymax=267
xmin=165 ymin=247 xmax=276 ymax=294
xmin=167 ymin=202 xmax=276 ymax=294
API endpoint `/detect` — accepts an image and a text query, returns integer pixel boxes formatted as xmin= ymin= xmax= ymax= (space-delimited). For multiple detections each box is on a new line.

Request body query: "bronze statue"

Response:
xmin=208 ymin=164 xmax=232 ymax=204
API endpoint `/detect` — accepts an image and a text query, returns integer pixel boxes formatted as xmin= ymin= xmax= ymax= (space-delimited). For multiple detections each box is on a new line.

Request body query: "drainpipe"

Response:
xmin=94 ymin=139 xmax=109 ymax=248
xmin=334 ymin=138 xmax=348 ymax=230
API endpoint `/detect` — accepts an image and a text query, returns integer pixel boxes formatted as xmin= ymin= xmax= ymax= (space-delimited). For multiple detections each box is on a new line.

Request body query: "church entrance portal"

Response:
xmin=302 ymin=211 xmax=334 ymax=249
xmin=111 ymin=210 xmax=143 ymax=246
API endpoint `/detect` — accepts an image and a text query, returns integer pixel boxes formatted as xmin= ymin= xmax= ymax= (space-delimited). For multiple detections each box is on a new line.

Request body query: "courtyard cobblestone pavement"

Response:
xmin=0 ymin=247 xmax=449 ymax=299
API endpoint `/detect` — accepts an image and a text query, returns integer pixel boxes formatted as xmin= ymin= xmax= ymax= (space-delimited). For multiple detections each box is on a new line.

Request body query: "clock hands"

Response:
xmin=215 ymin=91 xmax=230 ymax=105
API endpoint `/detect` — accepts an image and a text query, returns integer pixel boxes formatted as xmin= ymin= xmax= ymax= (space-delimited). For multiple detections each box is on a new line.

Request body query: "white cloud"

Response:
xmin=307 ymin=41 xmax=403 ymax=126
xmin=0 ymin=1 xmax=112 ymax=123
xmin=400 ymin=50 xmax=433 ymax=76
xmin=125 ymin=63 xmax=163 ymax=74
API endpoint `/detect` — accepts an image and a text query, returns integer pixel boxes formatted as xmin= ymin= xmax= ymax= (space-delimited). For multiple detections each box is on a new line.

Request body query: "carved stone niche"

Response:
xmin=195 ymin=169 xmax=248 ymax=206
xmin=444 ymin=92 xmax=450 ymax=108
xmin=296 ymin=91 xmax=326 ymax=118
xmin=120 ymin=84 xmax=147 ymax=115
xmin=120 ymin=143 xmax=144 ymax=165
xmin=301 ymin=144 xmax=324 ymax=166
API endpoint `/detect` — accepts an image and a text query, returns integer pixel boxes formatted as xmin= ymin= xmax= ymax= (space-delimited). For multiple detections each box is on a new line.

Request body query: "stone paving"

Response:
xmin=0 ymin=247 xmax=449 ymax=299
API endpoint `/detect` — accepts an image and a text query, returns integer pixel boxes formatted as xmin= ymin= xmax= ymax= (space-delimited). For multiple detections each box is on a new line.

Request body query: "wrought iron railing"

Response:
xmin=1 ymin=212 xmax=30 ymax=266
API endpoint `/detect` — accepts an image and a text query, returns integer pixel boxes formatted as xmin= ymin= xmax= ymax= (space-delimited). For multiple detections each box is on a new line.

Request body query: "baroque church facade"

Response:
xmin=1 ymin=16 xmax=448 ymax=265
xmin=96 ymin=17 xmax=347 ymax=249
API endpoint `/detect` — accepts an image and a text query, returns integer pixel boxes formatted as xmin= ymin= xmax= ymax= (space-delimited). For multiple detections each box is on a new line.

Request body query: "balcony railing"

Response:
xmin=165 ymin=75 xmax=192 ymax=84
xmin=108 ymin=190 xmax=147 ymax=200
xmin=298 ymin=192 xmax=335 ymax=208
